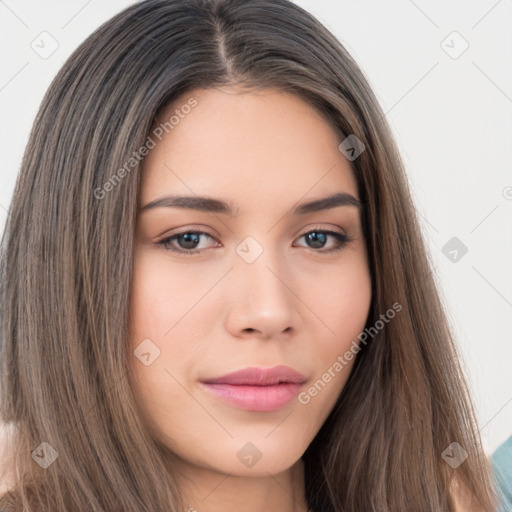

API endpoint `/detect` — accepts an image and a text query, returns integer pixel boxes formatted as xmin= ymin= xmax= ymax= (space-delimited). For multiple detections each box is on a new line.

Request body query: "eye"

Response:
xmin=294 ymin=228 xmax=352 ymax=253
xmin=156 ymin=230 xmax=218 ymax=255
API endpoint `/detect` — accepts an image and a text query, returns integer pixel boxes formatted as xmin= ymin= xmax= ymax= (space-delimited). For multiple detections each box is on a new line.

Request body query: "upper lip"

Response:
xmin=200 ymin=365 xmax=306 ymax=386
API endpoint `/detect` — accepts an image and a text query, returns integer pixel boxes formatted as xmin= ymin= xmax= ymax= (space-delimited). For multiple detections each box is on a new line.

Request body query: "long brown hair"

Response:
xmin=0 ymin=0 xmax=499 ymax=510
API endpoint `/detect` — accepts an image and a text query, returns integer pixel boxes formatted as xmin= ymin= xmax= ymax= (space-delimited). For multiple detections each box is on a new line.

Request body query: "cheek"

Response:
xmin=129 ymin=251 xmax=225 ymax=445
xmin=300 ymin=251 xmax=372 ymax=400
xmin=129 ymin=255 xmax=183 ymax=433
xmin=305 ymin=247 xmax=372 ymax=339
xmin=130 ymin=250 xmax=210 ymax=344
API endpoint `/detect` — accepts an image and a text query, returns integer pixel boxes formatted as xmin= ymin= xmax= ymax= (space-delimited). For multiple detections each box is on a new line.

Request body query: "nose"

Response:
xmin=224 ymin=245 xmax=300 ymax=340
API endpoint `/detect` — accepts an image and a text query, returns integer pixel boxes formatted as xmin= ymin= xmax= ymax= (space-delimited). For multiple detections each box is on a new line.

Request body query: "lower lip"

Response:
xmin=200 ymin=382 xmax=303 ymax=412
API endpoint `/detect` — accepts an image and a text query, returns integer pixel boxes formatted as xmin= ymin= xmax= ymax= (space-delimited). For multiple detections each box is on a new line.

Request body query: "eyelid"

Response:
xmin=155 ymin=224 xmax=219 ymax=241
xmin=291 ymin=222 xmax=347 ymax=239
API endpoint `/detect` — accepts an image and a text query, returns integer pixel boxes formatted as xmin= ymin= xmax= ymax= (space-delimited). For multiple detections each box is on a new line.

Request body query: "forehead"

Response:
xmin=139 ymin=87 xmax=359 ymax=212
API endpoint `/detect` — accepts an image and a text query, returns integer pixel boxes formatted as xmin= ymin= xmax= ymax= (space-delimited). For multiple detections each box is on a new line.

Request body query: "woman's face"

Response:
xmin=130 ymin=86 xmax=372 ymax=480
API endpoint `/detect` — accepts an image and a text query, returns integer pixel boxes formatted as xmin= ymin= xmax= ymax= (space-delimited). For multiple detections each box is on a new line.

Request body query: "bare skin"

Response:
xmin=130 ymin=86 xmax=372 ymax=512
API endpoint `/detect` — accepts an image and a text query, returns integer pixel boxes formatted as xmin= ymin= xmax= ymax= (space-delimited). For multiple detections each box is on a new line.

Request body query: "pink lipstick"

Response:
xmin=200 ymin=365 xmax=306 ymax=412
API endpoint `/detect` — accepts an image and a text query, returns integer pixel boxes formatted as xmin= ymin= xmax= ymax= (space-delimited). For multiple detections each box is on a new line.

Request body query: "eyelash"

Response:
xmin=155 ymin=227 xmax=353 ymax=256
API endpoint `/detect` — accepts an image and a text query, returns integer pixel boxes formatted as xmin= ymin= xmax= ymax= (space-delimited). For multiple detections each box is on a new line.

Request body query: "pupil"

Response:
xmin=179 ymin=233 xmax=200 ymax=249
xmin=307 ymin=232 xmax=326 ymax=248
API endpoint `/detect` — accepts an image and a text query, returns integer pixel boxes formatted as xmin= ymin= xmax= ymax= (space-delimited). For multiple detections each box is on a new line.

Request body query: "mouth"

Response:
xmin=200 ymin=365 xmax=307 ymax=412
xmin=200 ymin=381 xmax=304 ymax=412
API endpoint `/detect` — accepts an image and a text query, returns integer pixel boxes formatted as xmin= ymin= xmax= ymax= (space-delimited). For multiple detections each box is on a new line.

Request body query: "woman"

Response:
xmin=0 ymin=0 xmax=500 ymax=510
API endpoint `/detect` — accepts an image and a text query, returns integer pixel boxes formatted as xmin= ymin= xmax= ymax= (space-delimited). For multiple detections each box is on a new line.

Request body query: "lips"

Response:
xmin=200 ymin=365 xmax=307 ymax=386
xmin=200 ymin=365 xmax=307 ymax=412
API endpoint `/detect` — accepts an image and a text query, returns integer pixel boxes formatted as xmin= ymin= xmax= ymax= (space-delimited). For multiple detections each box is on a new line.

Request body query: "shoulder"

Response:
xmin=450 ymin=475 xmax=486 ymax=512
xmin=0 ymin=424 xmax=16 ymax=497
xmin=491 ymin=435 xmax=512 ymax=510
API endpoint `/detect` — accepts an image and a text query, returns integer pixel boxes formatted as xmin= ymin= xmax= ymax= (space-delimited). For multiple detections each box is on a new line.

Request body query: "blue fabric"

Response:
xmin=491 ymin=436 xmax=512 ymax=512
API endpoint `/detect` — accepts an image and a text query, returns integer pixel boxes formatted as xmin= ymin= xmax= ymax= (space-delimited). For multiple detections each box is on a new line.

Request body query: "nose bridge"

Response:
xmin=235 ymin=234 xmax=289 ymax=301
xmin=226 ymin=234 xmax=297 ymax=335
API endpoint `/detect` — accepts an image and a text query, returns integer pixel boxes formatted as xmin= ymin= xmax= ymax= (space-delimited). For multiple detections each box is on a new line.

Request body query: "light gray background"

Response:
xmin=0 ymin=0 xmax=511 ymax=455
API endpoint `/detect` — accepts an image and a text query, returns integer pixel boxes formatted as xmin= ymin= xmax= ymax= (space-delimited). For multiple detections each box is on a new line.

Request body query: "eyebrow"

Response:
xmin=139 ymin=192 xmax=363 ymax=216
